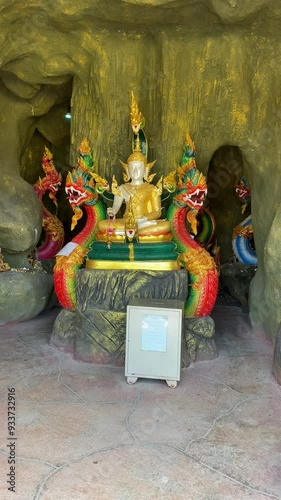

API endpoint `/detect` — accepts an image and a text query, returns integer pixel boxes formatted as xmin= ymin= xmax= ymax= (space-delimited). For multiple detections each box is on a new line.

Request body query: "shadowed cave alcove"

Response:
xmin=206 ymin=145 xmax=245 ymax=264
xmin=206 ymin=145 xmax=256 ymax=312
xmin=19 ymin=82 xmax=75 ymax=244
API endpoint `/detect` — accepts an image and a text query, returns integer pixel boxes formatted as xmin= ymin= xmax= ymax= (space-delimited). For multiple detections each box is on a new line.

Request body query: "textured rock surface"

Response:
xmin=273 ymin=324 xmax=281 ymax=384
xmin=220 ymin=263 xmax=257 ymax=313
xmin=185 ymin=316 xmax=217 ymax=362
xmin=51 ymin=268 xmax=216 ymax=365
xmin=51 ymin=268 xmax=189 ymax=364
xmin=0 ymin=0 xmax=281 ymax=373
xmin=0 ymin=271 xmax=53 ymax=325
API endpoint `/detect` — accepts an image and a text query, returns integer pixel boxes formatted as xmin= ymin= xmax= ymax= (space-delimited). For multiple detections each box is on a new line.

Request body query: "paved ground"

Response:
xmin=0 ymin=305 xmax=280 ymax=500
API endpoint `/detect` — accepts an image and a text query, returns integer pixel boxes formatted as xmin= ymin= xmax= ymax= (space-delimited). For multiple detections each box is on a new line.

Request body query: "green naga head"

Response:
xmin=164 ymin=134 xmax=207 ymax=234
xmin=65 ymin=139 xmax=109 ymax=230
xmin=174 ymin=134 xmax=207 ymax=210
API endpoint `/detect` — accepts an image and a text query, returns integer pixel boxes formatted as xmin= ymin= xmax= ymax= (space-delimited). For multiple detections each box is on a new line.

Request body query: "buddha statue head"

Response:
xmin=126 ymin=150 xmax=146 ymax=183
xmin=121 ymin=139 xmax=156 ymax=183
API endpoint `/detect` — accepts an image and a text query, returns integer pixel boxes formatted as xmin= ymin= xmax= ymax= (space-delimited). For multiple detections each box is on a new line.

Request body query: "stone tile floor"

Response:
xmin=0 ymin=305 xmax=280 ymax=500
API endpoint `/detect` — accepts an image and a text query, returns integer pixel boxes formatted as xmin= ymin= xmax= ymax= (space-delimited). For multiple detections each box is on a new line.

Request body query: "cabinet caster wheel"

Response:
xmin=127 ymin=376 xmax=138 ymax=385
xmin=166 ymin=380 xmax=177 ymax=388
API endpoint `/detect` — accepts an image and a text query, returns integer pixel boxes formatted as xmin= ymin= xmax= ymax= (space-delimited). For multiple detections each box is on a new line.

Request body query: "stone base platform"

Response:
xmin=50 ymin=268 xmax=216 ymax=365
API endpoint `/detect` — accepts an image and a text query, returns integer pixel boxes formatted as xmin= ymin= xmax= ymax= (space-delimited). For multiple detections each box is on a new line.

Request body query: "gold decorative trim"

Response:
xmin=85 ymin=260 xmax=180 ymax=271
xmin=128 ymin=243 xmax=134 ymax=261
xmin=94 ymin=233 xmax=173 ymax=244
xmin=138 ymin=234 xmax=173 ymax=243
xmin=95 ymin=233 xmax=126 ymax=243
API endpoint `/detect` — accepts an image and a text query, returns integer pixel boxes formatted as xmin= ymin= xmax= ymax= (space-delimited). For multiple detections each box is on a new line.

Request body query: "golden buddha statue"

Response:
xmin=97 ymin=92 xmax=171 ymax=243
xmin=97 ymin=142 xmax=171 ymax=243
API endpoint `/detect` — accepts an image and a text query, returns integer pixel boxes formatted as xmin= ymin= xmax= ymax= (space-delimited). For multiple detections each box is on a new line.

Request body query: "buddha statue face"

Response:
xmin=128 ymin=160 xmax=145 ymax=182
xmin=125 ymin=150 xmax=147 ymax=183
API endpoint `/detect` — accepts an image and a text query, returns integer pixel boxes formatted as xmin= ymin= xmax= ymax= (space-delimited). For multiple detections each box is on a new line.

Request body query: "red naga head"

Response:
xmin=235 ymin=176 xmax=251 ymax=214
xmin=40 ymin=147 xmax=62 ymax=206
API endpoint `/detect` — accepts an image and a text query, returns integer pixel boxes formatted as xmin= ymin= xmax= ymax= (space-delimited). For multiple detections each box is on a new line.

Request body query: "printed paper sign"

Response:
xmin=141 ymin=314 xmax=168 ymax=352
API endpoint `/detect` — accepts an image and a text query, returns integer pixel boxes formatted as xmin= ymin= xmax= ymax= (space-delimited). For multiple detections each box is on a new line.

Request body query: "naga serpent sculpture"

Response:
xmin=164 ymin=134 xmax=219 ymax=317
xmin=232 ymin=176 xmax=257 ymax=265
xmin=195 ymin=207 xmax=216 ymax=250
xmin=163 ymin=171 xmax=216 ymax=251
xmin=33 ymin=147 xmax=64 ymax=260
xmin=54 ymin=139 xmax=108 ymax=310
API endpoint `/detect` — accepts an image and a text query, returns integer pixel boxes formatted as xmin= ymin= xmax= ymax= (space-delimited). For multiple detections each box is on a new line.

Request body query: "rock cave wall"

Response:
xmin=0 ymin=0 xmax=281 ymax=338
